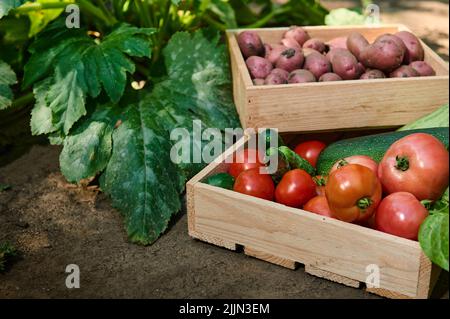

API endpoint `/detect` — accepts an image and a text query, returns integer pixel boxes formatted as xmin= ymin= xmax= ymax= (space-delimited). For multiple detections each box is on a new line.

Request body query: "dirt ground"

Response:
xmin=0 ymin=1 xmax=449 ymax=299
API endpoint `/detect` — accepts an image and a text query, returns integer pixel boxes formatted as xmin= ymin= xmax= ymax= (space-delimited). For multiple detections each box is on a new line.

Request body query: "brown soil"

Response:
xmin=1 ymin=1 xmax=449 ymax=299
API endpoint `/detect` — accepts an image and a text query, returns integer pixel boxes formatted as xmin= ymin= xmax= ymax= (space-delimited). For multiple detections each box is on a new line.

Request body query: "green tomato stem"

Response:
xmin=395 ymin=155 xmax=409 ymax=171
xmin=357 ymin=197 xmax=373 ymax=210
xmin=337 ymin=159 xmax=348 ymax=168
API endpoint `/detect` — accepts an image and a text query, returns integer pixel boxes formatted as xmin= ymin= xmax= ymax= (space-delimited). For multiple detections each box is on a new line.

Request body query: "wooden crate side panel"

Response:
xmin=226 ymin=32 xmax=252 ymax=128
xmin=305 ymin=265 xmax=361 ymax=288
xmin=244 ymin=246 xmax=297 ymax=270
xmin=245 ymin=76 xmax=449 ymax=132
xmin=193 ymin=183 xmax=423 ymax=297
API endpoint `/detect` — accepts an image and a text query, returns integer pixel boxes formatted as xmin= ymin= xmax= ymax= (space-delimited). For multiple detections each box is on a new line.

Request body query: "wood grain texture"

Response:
xmin=245 ymin=246 xmax=297 ymax=270
xmin=192 ymin=182 xmax=423 ymax=297
xmin=227 ymin=25 xmax=449 ymax=132
xmin=305 ymin=265 xmax=360 ymax=288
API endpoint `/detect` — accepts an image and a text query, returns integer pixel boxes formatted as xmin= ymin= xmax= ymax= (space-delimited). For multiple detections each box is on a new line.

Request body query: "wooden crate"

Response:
xmin=187 ymin=133 xmax=441 ymax=299
xmin=226 ymin=25 xmax=449 ymax=133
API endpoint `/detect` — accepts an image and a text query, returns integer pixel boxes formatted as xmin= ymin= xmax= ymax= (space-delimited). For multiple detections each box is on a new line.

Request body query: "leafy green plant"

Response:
xmin=0 ymin=0 xmax=327 ymax=245
xmin=0 ymin=242 xmax=17 ymax=272
xmin=419 ymin=188 xmax=449 ymax=271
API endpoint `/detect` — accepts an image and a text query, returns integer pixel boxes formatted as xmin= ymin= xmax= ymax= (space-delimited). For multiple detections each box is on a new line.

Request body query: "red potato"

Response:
xmin=409 ymin=61 xmax=436 ymax=76
xmin=264 ymin=72 xmax=288 ymax=85
xmin=360 ymin=69 xmax=386 ymax=79
xmin=330 ymin=50 xmax=361 ymax=80
xmin=326 ymin=36 xmax=348 ymax=51
xmin=318 ymin=72 xmax=342 ymax=82
xmin=252 ymin=78 xmax=265 ymax=86
xmin=389 ymin=65 xmax=419 ymax=78
xmin=359 ymin=38 xmax=405 ymax=72
xmin=288 ymin=69 xmax=316 ymax=84
xmin=237 ymin=31 xmax=265 ymax=58
xmin=284 ymin=26 xmax=310 ymax=46
xmin=325 ymin=48 xmax=348 ymax=63
xmin=302 ymin=47 xmax=321 ymax=57
xmin=281 ymin=37 xmax=301 ymax=49
xmin=375 ymin=34 xmax=408 ymax=56
xmin=346 ymin=32 xmax=369 ymax=61
xmin=356 ymin=62 xmax=366 ymax=74
xmin=303 ymin=38 xmax=326 ymax=53
xmin=275 ymin=48 xmax=304 ymax=72
xmin=246 ymin=56 xmax=273 ymax=79
xmin=304 ymin=52 xmax=331 ymax=79
xmin=270 ymin=68 xmax=289 ymax=81
xmin=266 ymin=44 xmax=288 ymax=64
xmin=395 ymin=31 xmax=425 ymax=63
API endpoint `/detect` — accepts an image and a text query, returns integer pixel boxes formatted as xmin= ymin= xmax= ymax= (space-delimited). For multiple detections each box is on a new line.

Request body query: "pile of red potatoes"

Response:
xmin=237 ymin=26 xmax=436 ymax=85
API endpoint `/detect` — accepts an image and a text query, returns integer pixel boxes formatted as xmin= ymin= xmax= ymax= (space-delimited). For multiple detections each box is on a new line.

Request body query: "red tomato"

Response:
xmin=229 ymin=148 xmax=265 ymax=179
xmin=303 ymin=196 xmax=334 ymax=218
xmin=233 ymin=167 xmax=274 ymax=200
xmin=313 ymin=175 xmax=327 ymax=196
xmin=330 ymin=155 xmax=378 ymax=176
xmin=294 ymin=140 xmax=326 ymax=167
xmin=378 ymin=133 xmax=449 ymax=201
xmin=275 ymin=169 xmax=316 ymax=208
xmin=325 ymin=164 xmax=382 ymax=223
xmin=375 ymin=192 xmax=429 ymax=240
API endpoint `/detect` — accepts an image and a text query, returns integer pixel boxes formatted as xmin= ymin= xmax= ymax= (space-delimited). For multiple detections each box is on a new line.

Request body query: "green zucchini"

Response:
xmin=317 ymin=127 xmax=449 ymax=175
xmin=398 ymin=104 xmax=449 ymax=131
xmin=267 ymin=146 xmax=316 ymax=177
xmin=206 ymin=173 xmax=235 ymax=190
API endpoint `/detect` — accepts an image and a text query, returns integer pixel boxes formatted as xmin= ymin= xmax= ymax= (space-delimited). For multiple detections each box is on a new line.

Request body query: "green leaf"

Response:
xmin=419 ymin=211 xmax=449 ymax=271
xmin=46 ymin=66 xmax=87 ymax=135
xmin=100 ymin=102 xmax=185 ymax=245
xmin=26 ymin=22 xmax=155 ymax=134
xmin=30 ymin=78 xmax=57 ymax=135
xmin=0 ymin=242 xmax=17 ymax=272
xmin=27 ymin=0 xmax=65 ymax=37
xmin=92 ymin=30 xmax=239 ymax=245
xmin=0 ymin=0 xmax=27 ymax=19
xmin=208 ymin=0 xmax=238 ymax=28
xmin=60 ymin=106 xmax=119 ymax=182
xmin=0 ymin=59 xmax=17 ymax=110
xmin=325 ymin=8 xmax=365 ymax=26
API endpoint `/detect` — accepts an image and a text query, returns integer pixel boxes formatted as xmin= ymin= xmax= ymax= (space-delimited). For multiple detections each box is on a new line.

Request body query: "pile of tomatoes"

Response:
xmin=227 ymin=133 xmax=449 ymax=241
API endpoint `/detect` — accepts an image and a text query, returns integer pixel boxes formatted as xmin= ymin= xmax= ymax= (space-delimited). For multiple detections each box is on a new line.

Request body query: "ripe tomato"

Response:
xmin=303 ymin=196 xmax=334 ymax=218
xmin=229 ymin=148 xmax=265 ymax=178
xmin=233 ymin=167 xmax=274 ymax=200
xmin=313 ymin=175 xmax=327 ymax=196
xmin=275 ymin=169 xmax=316 ymax=208
xmin=294 ymin=140 xmax=326 ymax=167
xmin=325 ymin=164 xmax=382 ymax=223
xmin=375 ymin=192 xmax=429 ymax=240
xmin=330 ymin=155 xmax=378 ymax=176
xmin=378 ymin=133 xmax=449 ymax=201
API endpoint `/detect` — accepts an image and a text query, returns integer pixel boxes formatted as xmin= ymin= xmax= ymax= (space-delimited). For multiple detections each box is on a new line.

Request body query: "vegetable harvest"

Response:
xmin=205 ymin=105 xmax=449 ymax=271
xmin=237 ymin=26 xmax=438 ymax=86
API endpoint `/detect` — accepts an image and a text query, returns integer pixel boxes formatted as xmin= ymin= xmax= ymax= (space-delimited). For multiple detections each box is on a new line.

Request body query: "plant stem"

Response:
xmin=77 ymin=0 xmax=115 ymax=27
xmin=11 ymin=1 xmax=72 ymax=14
xmin=202 ymin=14 xmax=226 ymax=31
xmin=95 ymin=0 xmax=118 ymax=25
xmin=11 ymin=92 xmax=35 ymax=110
xmin=357 ymin=197 xmax=373 ymax=210
xmin=152 ymin=0 xmax=173 ymax=63
xmin=245 ymin=7 xmax=290 ymax=29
